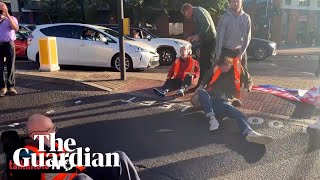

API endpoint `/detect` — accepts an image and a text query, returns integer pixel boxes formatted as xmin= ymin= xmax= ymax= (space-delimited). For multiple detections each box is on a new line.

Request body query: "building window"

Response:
xmin=299 ymin=0 xmax=310 ymax=6
xmin=318 ymin=0 xmax=320 ymax=7
xmin=285 ymin=0 xmax=291 ymax=5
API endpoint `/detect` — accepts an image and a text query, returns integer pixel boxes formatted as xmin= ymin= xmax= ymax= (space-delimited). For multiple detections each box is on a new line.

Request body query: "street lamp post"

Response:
xmin=118 ymin=0 xmax=126 ymax=80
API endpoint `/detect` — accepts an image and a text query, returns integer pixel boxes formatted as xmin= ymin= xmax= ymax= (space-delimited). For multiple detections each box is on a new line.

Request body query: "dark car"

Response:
xmin=192 ymin=38 xmax=277 ymax=61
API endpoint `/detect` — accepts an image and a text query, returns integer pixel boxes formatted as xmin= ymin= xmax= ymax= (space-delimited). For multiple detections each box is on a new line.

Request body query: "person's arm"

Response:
xmin=200 ymin=64 xmax=215 ymax=87
xmin=192 ymin=60 xmax=200 ymax=78
xmin=3 ymin=8 xmax=18 ymax=31
xmin=239 ymin=15 xmax=251 ymax=58
xmin=215 ymin=15 xmax=227 ymax=60
xmin=167 ymin=62 xmax=176 ymax=79
xmin=194 ymin=8 xmax=211 ymax=40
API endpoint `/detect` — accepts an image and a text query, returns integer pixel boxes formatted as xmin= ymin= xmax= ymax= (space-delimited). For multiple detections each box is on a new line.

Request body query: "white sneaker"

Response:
xmin=176 ymin=88 xmax=185 ymax=97
xmin=209 ymin=116 xmax=219 ymax=131
xmin=245 ymin=131 xmax=273 ymax=145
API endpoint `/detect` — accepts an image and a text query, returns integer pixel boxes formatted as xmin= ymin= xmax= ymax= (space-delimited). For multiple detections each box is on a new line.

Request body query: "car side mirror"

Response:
xmin=146 ymin=35 xmax=151 ymax=41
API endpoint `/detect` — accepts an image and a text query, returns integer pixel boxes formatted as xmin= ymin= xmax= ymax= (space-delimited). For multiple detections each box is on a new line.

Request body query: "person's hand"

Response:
xmin=186 ymin=36 xmax=194 ymax=42
xmin=2 ymin=6 xmax=10 ymax=18
xmin=236 ymin=54 xmax=243 ymax=61
xmin=193 ymin=35 xmax=200 ymax=42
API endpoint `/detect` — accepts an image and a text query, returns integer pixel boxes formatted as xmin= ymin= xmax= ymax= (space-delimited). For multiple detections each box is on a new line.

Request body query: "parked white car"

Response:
xmin=27 ymin=23 xmax=160 ymax=71
xmin=104 ymin=25 xmax=191 ymax=66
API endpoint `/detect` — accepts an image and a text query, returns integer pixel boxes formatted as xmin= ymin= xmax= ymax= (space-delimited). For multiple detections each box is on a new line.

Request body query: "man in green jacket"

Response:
xmin=181 ymin=3 xmax=217 ymax=90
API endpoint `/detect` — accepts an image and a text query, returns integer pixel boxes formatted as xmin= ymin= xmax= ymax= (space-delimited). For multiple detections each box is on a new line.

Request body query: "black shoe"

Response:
xmin=153 ymin=88 xmax=166 ymax=97
xmin=231 ymin=99 xmax=243 ymax=107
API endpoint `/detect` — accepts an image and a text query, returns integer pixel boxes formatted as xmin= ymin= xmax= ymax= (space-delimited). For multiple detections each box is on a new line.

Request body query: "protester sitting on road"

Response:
xmin=194 ymin=57 xmax=273 ymax=145
xmin=1 ymin=114 xmax=141 ymax=180
xmin=198 ymin=55 xmax=252 ymax=107
xmin=153 ymin=44 xmax=200 ymax=97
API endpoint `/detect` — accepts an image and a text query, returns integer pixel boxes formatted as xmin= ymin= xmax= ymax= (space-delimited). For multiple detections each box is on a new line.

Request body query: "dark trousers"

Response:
xmin=221 ymin=47 xmax=252 ymax=85
xmin=197 ymin=40 xmax=215 ymax=87
xmin=80 ymin=151 xmax=141 ymax=180
xmin=0 ymin=42 xmax=16 ymax=89
xmin=162 ymin=74 xmax=193 ymax=91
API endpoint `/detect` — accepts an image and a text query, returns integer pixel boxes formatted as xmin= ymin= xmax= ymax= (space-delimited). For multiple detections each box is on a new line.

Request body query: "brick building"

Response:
xmin=245 ymin=0 xmax=320 ymax=46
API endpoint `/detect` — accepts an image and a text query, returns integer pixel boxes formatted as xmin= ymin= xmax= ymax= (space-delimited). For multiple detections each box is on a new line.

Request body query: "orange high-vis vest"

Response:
xmin=172 ymin=58 xmax=196 ymax=80
xmin=23 ymin=143 xmax=85 ymax=180
xmin=207 ymin=58 xmax=242 ymax=98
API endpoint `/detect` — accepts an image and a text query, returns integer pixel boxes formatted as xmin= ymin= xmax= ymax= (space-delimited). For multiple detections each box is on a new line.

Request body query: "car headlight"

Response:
xmin=174 ymin=41 xmax=185 ymax=47
xmin=131 ymin=45 xmax=148 ymax=52
xmin=269 ymin=42 xmax=276 ymax=47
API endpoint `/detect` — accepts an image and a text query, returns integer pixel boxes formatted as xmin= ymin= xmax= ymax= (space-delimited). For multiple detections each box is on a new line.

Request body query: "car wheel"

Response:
xmin=254 ymin=47 xmax=268 ymax=61
xmin=112 ymin=54 xmax=133 ymax=72
xmin=158 ymin=48 xmax=175 ymax=66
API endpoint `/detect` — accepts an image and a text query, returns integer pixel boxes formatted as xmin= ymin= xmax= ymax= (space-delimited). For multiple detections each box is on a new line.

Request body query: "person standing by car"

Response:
xmin=0 ymin=2 xmax=18 ymax=97
xmin=181 ymin=3 xmax=217 ymax=90
xmin=215 ymin=0 xmax=253 ymax=92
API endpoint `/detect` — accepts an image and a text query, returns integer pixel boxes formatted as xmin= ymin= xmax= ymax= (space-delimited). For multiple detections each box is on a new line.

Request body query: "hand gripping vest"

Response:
xmin=207 ymin=57 xmax=242 ymax=98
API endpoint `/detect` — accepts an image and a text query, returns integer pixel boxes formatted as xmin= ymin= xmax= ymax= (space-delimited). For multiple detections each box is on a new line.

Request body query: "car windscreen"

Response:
xmin=26 ymin=25 xmax=36 ymax=31
xmin=98 ymin=28 xmax=133 ymax=40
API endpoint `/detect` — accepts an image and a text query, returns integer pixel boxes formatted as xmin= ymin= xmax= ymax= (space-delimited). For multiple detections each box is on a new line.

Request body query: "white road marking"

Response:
xmin=139 ymin=101 xmax=156 ymax=106
xmin=121 ymin=97 xmax=136 ymax=103
xmin=46 ymin=110 xmax=55 ymax=114
xmin=75 ymin=100 xmax=82 ymax=104
xmin=269 ymin=120 xmax=284 ymax=128
xmin=180 ymin=105 xmax=191 ymax=112
xmin=160 ymin=103 xmax=175 ymax=110
xmin=247 ymin=117 xmax=264 ymax=125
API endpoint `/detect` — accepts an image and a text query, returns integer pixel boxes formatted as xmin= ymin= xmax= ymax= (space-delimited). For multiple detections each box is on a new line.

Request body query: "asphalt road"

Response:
xmin=0 ymin=79 xmax=319 ymax=180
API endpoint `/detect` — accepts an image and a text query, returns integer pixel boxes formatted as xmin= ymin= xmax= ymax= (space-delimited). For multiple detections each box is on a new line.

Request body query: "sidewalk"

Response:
xmin=16 ymin=69 xmax=320 ymax=121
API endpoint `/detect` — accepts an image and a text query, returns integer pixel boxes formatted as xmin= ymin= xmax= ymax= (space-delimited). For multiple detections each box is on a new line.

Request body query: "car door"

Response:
xmin=39 ymin=25 xmax=80 ymax=65
xmin=78 ymin=27 xmax=117 ymax=67
xmin=14 ymin=32 xmax=27 ymax=57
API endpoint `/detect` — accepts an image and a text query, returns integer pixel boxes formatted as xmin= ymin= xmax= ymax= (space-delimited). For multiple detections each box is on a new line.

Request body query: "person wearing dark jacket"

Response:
xmin=195 ymin=57 xmax=273 ymax=145
xmin=181 ymin=3 xmax=217 ymax=90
